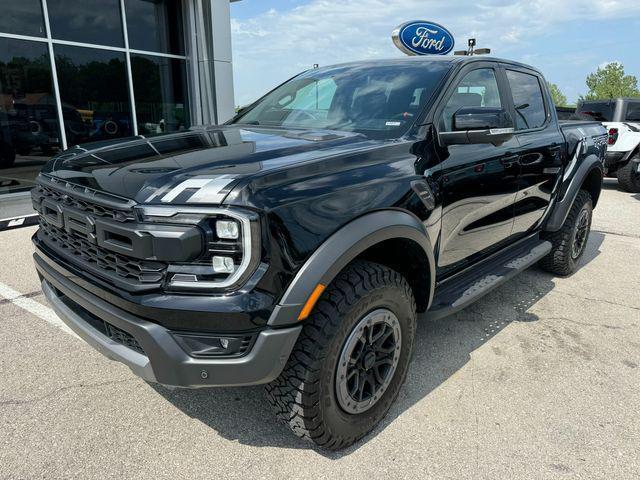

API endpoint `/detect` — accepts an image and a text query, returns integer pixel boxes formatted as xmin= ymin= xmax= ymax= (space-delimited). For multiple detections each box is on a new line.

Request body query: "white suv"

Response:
xmin=576 ymin=98 xmax=640 ymax=192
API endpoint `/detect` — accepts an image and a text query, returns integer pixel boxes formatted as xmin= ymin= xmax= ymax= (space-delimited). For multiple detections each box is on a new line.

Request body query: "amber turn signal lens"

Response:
xmin=298 ymin=284 xmax=326 ymax=320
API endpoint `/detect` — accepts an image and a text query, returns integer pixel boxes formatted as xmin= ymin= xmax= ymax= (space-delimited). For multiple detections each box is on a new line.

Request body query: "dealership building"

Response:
xmin=0 ymin=0 xmax=239 ymax=223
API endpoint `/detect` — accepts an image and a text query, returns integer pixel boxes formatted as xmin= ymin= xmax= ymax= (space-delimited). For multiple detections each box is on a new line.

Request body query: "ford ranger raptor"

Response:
xmin=32 ymin=56 xmax=607 ymax=449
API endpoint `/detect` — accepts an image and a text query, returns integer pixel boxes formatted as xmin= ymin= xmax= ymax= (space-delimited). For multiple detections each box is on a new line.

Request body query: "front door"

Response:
xmin=435 ymin=66 xmax=520 ymax=276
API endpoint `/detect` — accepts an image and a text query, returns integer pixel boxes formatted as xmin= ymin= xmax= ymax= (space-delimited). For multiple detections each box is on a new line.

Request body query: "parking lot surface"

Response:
xmin=1 ymin=179 xmax=639 ymax=480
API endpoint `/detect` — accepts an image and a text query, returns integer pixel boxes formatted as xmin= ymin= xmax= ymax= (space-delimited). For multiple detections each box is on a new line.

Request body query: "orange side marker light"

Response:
xmin=297 ymin=284 xmax=326 ymax=321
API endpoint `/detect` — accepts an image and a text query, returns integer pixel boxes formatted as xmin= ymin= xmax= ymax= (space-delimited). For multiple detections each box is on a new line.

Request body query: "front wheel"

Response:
xmin=266 ymin=260 xmax=416 ymax=450
xmin=539 ymin=189 xmax=593 ymax=276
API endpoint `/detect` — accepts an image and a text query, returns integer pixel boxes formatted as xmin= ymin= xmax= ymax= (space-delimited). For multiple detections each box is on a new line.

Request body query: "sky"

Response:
xmin=229 ymin=0 xmax=640 ymax=107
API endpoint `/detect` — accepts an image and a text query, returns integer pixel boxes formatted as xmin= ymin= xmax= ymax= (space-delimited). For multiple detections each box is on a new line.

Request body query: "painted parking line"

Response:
xmin=0 ymin=282 xmax=79 ymax=339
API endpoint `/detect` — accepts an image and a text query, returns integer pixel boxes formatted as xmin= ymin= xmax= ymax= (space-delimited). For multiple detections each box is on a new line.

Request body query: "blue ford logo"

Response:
xmin=392 ymin=21 xmax=455 ymax=56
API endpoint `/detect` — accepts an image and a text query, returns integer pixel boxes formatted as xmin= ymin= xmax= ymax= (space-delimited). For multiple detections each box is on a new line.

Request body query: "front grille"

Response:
xmin=32 ymin=176 xmax=179 ymax=289
xmin=33 ymin=182 xmax=135 ymax=222
xmin=39 ymin=220 xmax=166 ymax=284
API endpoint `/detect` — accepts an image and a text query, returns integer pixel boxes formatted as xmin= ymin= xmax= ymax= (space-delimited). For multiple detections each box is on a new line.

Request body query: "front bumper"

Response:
xmin=35 ymin=250 xmax=301 ymax=388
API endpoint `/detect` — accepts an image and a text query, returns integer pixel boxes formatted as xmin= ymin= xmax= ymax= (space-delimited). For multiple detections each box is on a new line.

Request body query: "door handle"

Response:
xmin=519 ymin=153 xmax=544 ymax=166
xmin=501 ymin=153 xmax=519 ymax=167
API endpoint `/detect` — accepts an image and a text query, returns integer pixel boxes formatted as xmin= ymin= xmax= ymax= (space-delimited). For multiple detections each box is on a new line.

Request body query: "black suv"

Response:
xmin=33 ymin=56 xmax=606 ymax=449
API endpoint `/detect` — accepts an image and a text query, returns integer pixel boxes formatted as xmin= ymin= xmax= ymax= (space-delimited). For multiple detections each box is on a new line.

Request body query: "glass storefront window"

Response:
xmin=55 ymin=45 xmax=133 ymax=144
xmin=125 ymin=0 xmax=185 ymax=55
xmin=47 ymin=0 xmax=124 ymax=47
xmin=0 ymin=0 xmax=198 ymax=221
xmin=0 ymin=37 xmax=60 ymax=195
xmin=0 ymin=0 xmax=46 ymax=38
xmin=131 ymin=54 xmax=189 ymax=135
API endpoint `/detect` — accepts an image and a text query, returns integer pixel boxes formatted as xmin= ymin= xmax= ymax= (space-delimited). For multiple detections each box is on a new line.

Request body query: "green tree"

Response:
xmin=583 ymin=62 xmax=640 ymax=100
xmin=547 ymin=82 xmax=568 ymax=106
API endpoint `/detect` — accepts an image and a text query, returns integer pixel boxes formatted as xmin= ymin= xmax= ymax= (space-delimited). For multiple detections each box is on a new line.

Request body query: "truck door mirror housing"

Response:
xmin=440 ymin=107 xmax=515 ymax=146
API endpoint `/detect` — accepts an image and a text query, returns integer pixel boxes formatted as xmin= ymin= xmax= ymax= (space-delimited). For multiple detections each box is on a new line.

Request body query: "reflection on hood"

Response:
xmin=41 ymin=125 xmax=371 ymax=204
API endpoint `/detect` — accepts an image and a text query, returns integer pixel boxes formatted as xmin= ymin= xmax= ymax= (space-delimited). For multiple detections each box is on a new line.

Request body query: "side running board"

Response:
xmin=425 ymin=237 xmax=552 ymax=321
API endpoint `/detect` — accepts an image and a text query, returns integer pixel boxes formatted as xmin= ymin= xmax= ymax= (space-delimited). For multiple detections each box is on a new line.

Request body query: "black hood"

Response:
xmin=42 ymin=126 xmax=376 ymax=205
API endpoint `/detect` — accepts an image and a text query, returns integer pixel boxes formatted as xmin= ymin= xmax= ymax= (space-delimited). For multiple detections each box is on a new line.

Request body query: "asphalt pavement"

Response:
xmin=0 ymin=178 xmax=639 ymax=479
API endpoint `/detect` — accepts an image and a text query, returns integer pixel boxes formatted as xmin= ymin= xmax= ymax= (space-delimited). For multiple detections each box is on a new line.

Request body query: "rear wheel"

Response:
xmin=617 ymin=157 xmax=640 ymax=193
xmin=539 ymin=189 xmax=592 ymax=276
xmin=266 ymin=260 xmax=417 ymax=450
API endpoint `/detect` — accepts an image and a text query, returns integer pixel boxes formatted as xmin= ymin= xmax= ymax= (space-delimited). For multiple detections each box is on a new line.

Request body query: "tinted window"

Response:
xmin=0 ymin=38 xmax=60 ymax=197
xmin=577 ymin=101 xmax=614 ymax=122
xmin=48 ymin=0 xmax=124 ymax=47
xmin=0 ymin=0 xmax=45 ymax=37
xmin=54 ymin=45 xmax=132 ymax=143
xmin=234 ymin=62 xmax=452 ymax=140
xmin=440 ymin=68 xmax=502 ymax=131
xmin=125 ymin=0 xmax=184 ymax=55
xmin=625 ymin=102 xmax=640 ymax=122
xmin=131 ymin=54 xmax=189 ymax=135
xmin=506 ymin=70 xmax=547 ymax=130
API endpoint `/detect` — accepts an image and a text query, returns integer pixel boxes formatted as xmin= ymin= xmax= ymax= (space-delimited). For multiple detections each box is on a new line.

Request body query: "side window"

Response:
xmin=506 ymin=70 xmax=547 ymax=130
xmin=625 ymin=102 xmax=640 ymax=122
xmin=440 ymin=68 xmax=502 ymax=132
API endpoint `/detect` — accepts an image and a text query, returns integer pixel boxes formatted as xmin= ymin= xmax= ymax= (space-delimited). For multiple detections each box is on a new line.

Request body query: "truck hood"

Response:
xmin=41 ymin=126 xmax=376 ymax=205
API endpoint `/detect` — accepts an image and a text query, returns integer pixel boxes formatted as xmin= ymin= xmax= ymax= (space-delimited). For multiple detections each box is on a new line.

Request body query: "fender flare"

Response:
xmin=268 ymin=210 xmax=436 ymax=326
xmin=545 ymin=154 xmax=603 ymax=232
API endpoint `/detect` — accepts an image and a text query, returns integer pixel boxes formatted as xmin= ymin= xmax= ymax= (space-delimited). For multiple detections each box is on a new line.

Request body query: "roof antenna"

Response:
xmin=454 ymin=38 xmax=491 ymax=56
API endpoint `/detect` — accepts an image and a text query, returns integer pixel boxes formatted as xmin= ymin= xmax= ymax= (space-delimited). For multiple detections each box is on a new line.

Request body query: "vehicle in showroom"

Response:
xmin=32 ymin=56 xmax=606 ymax=449
xmin=577 ymin=98 xmax=640 ymax=192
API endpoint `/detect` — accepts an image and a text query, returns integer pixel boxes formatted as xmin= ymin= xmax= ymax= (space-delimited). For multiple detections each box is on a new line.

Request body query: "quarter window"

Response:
xmin=506 ymin=70 xmax=547 ymax=130
xmin=440 ymin=68 xmax=502 ymax=132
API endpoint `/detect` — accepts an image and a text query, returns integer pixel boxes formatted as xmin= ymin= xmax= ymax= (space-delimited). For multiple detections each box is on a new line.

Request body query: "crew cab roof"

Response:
xmin=321 ymin=55 xmax=543 ymax=75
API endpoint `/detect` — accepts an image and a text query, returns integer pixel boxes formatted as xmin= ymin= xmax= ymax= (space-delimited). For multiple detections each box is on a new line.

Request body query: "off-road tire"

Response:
xmin=617 ymin=157 xmax=640 ymax=193
xmin=539 ymin=189 xmax=592 ymax=276
xmin=265 ymin=260 xmax=417 ymax=450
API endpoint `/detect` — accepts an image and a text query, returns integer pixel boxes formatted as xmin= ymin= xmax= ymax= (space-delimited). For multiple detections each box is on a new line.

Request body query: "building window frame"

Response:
xmin=0 ymin=0 xmax=194 ymax=150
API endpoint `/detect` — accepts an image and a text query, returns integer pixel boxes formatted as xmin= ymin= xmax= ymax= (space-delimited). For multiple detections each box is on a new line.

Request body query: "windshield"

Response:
xmin=232 ymin=62 xmax=452 ymax=140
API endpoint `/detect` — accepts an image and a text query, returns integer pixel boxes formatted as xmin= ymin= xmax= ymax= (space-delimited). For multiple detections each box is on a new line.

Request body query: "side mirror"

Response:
xmin=439 ymin=107 xmax=515 ymax=146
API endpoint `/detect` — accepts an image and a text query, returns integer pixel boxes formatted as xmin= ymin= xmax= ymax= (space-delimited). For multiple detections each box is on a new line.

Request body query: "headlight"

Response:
xmin=216 ymin=220 xmax=239 ymax=239
xmin=136 ymin=206 xmax=260 ymax=291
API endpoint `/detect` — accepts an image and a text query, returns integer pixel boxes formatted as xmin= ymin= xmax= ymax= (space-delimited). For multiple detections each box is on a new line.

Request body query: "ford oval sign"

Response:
xmin=392 ymin=21 xmax=455 ymax=56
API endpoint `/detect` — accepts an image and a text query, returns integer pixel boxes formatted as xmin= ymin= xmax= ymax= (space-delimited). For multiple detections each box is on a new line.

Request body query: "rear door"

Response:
xmin=502 ymin=67 xmax=565 ymax=236
xmin=435 ymin=63 xmax=520 ymax=276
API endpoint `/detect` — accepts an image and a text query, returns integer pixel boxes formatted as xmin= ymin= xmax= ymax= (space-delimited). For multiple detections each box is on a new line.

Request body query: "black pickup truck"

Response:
xmin=32 ymin=56 xmax=606 ymax=449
